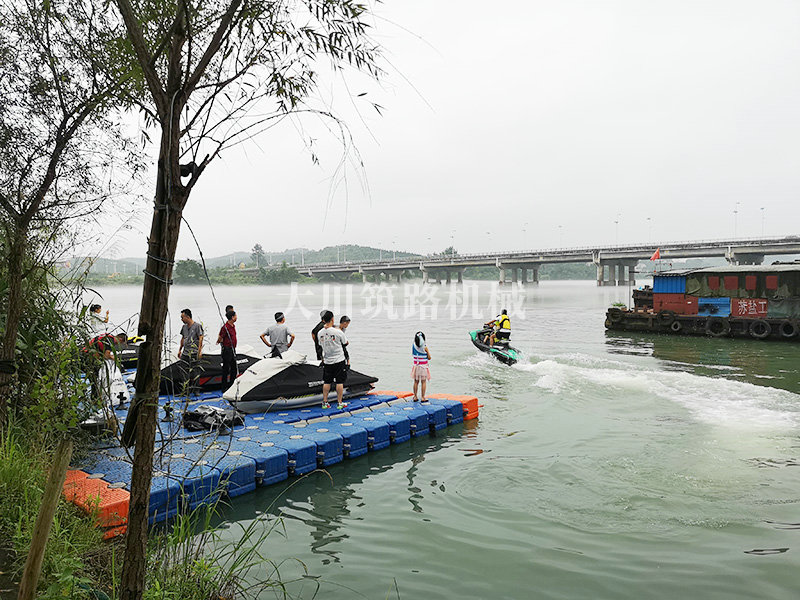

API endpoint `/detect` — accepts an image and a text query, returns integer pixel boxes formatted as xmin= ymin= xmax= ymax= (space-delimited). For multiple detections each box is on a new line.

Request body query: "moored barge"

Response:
xmin=605 ymin=263 xmax=800 ymax=341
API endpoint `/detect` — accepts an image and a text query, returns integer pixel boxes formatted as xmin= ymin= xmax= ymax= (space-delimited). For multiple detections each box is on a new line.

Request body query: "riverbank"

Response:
xmin=0 ymin=429 xmax=109 ymax=598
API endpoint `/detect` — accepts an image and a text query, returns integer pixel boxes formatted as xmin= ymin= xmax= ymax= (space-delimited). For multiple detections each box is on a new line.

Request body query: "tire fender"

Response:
xmin=706 ymin=317 xmax=730 ymax=337
xmin=778 ymin=320 xmax=798 ymax=339
xmin=749 ymin=319 xmax=771 ymax=340
xmin=657 ymin=310 xmax=676 ymax=326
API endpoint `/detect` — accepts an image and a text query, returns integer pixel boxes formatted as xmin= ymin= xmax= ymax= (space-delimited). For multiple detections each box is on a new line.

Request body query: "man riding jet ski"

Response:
xmin=483 ymin=309 xmax=511 ymax=347
xmin=470 ymin=309 xmax=519 ymax=366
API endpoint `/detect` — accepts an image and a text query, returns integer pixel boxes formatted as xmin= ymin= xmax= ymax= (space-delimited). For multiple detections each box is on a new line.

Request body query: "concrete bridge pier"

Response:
xmin=511 ymin=268 xmax=518 ymax=284
xmin=596 ymin=262 xmax=616 ymax=286
xmin=498 ymin=268 xmax=506 ymax=285
xmin=457 ymin=269 xmax=463 ymax=284
xmin=616 ymin=261 xmax=637 ymax=286
xmin=520 ymin=266 xmax=539 ymax=284
xmin=445 ymin=271 xmax=452 ymax=284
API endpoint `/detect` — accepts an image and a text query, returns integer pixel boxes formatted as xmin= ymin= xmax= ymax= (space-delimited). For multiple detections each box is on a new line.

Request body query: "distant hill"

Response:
xmin=64 ymin=244 xmax=421 ymax=275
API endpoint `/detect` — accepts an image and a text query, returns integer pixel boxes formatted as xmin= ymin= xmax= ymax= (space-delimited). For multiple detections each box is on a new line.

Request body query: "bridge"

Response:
xmin=286 ymin=236 xmax=800 ymax=286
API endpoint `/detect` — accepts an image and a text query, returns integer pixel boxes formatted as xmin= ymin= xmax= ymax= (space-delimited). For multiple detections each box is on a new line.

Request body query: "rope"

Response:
xmin=146 ymin=253 xmax=176 ymax=266
xmin=143 ymin=270 xmax=173 ymax=285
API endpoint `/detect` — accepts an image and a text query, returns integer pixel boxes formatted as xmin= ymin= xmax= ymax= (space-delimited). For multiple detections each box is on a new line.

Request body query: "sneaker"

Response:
xmin=321 ymin=402 xmax=330 ymax=409
xmin=337 ymin=402 xmax=348 ymax=410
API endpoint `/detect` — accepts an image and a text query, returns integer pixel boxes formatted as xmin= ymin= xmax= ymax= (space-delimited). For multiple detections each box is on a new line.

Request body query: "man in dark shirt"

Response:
xmin=217 ymin=310 xmax=237 ymax=391
xmin=311 ymin=309 xmax=327 ymax=361
xmin=339 ymin=315 xmax=351 ymax=367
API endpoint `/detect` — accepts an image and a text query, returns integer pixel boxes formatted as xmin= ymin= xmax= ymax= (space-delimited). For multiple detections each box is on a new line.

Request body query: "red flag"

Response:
xmin=650 ymin=248 xmax=661 ymax=261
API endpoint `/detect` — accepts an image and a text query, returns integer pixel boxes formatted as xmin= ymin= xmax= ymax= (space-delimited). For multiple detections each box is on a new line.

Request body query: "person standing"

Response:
xmin=178 ymin=308 xmax=204 ymax=394
xmin=311 ymin=309 xmax=327 ymax=360
xmin=260 ymin=312 xmax=295 ymax=358
xmin=216 ymin=309 xmax=238 ymax=391
xmin=339 ymin=315 xmax=351 ymax=367
xmin=89 ymin=303 xmax=110 ymax=335
xmin=411 ymin=331 xmax=431 ymax=402
xmin=318 ymin=311 xmax=348 ymax=410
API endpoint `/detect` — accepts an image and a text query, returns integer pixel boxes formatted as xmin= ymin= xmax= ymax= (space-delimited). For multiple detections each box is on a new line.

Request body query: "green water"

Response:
xmin=95 ymin=282 xmax=800 ymax=599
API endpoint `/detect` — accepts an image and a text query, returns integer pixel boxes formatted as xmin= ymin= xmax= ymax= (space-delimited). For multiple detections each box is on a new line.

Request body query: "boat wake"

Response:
xmin=512 ymin=352 xmax=800 ymax=430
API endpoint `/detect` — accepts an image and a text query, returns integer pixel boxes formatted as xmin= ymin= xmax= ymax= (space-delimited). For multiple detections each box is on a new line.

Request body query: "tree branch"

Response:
xmin=113 ymin=0 xmax=168 ymax=118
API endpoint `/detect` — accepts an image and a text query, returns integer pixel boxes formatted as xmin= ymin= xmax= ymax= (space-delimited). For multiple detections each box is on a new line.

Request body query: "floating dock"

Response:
xmin=64 ymin=386 xmax=479 ymax=539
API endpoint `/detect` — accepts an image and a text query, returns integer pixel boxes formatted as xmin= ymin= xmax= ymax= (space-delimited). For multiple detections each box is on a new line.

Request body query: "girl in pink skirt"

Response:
xmin=411 ymin=331 xmax=431 ymax=402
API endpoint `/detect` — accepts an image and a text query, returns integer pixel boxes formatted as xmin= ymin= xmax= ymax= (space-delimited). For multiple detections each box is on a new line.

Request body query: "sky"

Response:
xmin=107 ymin=0 xmax=800 ymax=260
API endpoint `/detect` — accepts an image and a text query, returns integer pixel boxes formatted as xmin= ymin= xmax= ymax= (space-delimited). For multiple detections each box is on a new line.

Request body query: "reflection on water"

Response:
xmin=605 ymin=330 xmax=800 ymax=394
xmin=212 ymin=426 xmax=467 ymax=565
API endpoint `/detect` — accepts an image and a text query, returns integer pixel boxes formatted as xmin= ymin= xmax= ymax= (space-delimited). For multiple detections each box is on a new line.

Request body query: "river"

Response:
xmin=91 ymin=280 xmax=800 ymax=599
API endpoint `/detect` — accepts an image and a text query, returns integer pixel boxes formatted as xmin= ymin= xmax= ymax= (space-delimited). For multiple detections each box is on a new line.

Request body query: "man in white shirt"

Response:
xmin=317 ymin=310 xmax=348 ymax=410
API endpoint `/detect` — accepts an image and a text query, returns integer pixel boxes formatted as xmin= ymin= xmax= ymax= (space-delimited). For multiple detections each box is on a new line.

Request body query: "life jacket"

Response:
xmin=412 ymin=344 xmax=428 ymax=366
xmin=496 ymin=314 xmax=511 ymax=332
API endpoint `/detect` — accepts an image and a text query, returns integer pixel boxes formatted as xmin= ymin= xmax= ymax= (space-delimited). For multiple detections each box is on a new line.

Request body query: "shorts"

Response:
xmin=495 ymin=330 xmax=510 ymax=342
xmin=323 ymin=361 xmax=348 ymax=384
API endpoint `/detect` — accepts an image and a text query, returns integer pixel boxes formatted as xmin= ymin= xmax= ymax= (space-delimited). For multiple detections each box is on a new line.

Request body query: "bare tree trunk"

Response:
xmin=119 ymin=104 xmax=186 ymax=599
xmin=17 ymin=436 xmax=73 ymax=600
xmin=0 ymin=229 xmax=27 ymax=431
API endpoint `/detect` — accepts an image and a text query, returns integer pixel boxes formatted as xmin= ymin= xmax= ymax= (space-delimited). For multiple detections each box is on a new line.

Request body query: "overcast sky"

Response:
xmin=109 ymin=0 xmax=800 ymax=260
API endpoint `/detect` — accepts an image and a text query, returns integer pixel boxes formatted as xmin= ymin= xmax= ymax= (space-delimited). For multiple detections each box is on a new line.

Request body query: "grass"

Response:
xmin=142 ymin=491 xmax=313 ymax=600
xmin=0 ymin=427 xmax=111 ymax=599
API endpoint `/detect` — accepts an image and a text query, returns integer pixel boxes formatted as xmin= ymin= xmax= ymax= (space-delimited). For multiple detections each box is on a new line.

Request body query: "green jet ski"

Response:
xmin=469 ymin=328 xmax=519 ymax=366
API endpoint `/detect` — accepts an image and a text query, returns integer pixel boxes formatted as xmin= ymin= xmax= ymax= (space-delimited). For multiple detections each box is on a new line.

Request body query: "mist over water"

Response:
xmin=93 ymin=281 xmax=800 ymax=599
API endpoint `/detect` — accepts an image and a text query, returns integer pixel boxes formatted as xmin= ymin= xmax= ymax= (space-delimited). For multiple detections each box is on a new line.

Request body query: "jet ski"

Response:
xmin=116 ymin=336 xmax=143 ymax=370
xmin=469 ymin=328 xmax=519 ymax=366
xmin=223 ymin=349 xmax=379 ymax=413
xmin=155 ymin=345 xmax=262 ymax=395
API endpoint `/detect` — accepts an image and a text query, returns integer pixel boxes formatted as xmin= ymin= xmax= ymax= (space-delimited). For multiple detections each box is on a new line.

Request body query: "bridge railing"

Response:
xmin=292 ymin=235 xmax=800 ymax=270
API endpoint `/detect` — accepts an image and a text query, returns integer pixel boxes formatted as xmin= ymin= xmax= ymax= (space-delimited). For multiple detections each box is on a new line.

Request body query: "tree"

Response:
xmin=0 ymin=0 xmax=139 ymax=430
xmin=251 ymin=243 xmax=265 ymax=268
xmin=112 ymin=1 xmax=382 ymax=597
xmin=173 ymin=258 xmax=205 ymax=284
xmin=439 ymin=246 xmax=458 ymax=258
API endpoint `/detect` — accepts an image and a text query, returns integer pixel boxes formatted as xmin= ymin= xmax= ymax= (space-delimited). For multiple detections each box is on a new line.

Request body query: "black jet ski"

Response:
xmin=155 ymin=347 xmax=262 ymax=395
xmin=117 ymin=336 xmax=143 ymax=370
xmin=469 ymin=328 xmax=520 ymax=366
xmin=223 ymin=349 xmax=378 ymax=413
